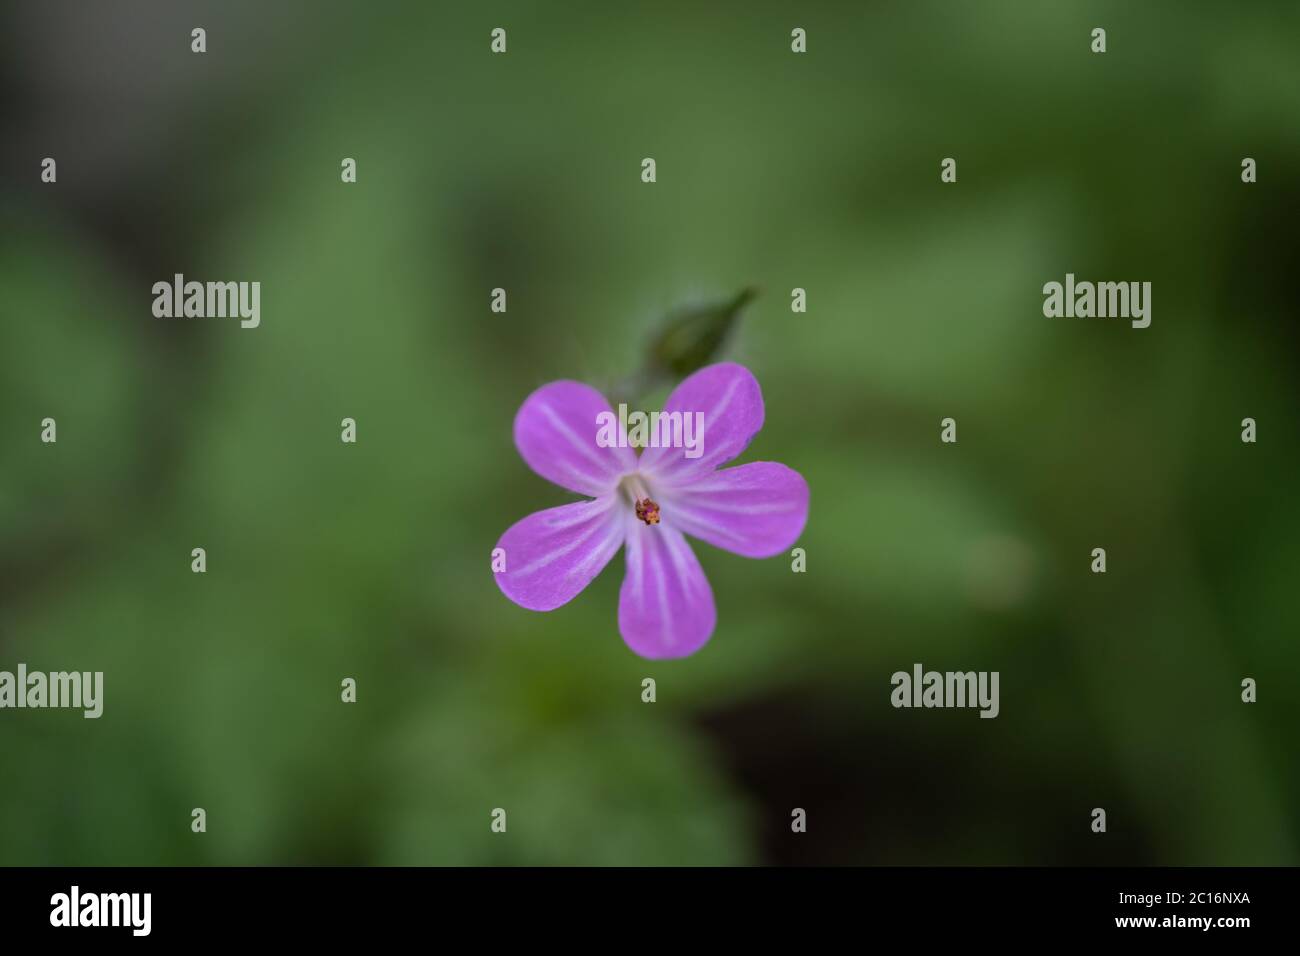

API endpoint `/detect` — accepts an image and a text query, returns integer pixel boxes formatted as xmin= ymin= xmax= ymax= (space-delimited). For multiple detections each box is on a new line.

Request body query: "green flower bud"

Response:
xmin=647 ymin=287 xmax=756 ymax=379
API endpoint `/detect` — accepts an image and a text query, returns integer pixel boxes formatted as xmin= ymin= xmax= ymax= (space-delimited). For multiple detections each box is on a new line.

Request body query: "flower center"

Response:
xmin=634 ymin=497 xmax=661 ymax=526
xmin=621 ymin=474 xmax=662 ymax=527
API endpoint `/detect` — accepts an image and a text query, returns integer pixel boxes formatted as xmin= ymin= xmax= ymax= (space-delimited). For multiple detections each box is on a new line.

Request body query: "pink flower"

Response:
xmin=494 ymin=362 xmax=809 ymax=659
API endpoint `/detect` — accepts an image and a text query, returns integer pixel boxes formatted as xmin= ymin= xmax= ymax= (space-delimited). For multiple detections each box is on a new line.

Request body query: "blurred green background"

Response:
xmin=2 ymin=0 xmax=1298 ymax=865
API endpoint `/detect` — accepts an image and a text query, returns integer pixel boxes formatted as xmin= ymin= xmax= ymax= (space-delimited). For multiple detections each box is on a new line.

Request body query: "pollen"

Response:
xmin=634 ymin=497 xmax=661 ymax=526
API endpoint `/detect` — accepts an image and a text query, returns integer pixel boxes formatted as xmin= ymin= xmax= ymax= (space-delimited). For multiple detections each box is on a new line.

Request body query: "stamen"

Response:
xmin=634 ymin=497 xmax=661 ymax=526
xmin=621 ymin=474 xmax=662 ymax=527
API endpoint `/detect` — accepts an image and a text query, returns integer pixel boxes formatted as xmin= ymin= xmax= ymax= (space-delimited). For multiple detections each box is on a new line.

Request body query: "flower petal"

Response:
xmin=514 ymin=381 xmax=637 ymax=496
xmin=638 ymin=362 xmax=764 ymax=485
xmin=618 ymin=516 xmax=716 ymax=658
xmin=665 ymin=461 xmax=809 ymax=558
xmin=495 ymin=498 xmax=625 ymax=611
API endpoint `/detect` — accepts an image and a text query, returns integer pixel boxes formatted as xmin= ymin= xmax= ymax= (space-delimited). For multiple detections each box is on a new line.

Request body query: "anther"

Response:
xmin=634 ymin=498 xmax=661 ymax=526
